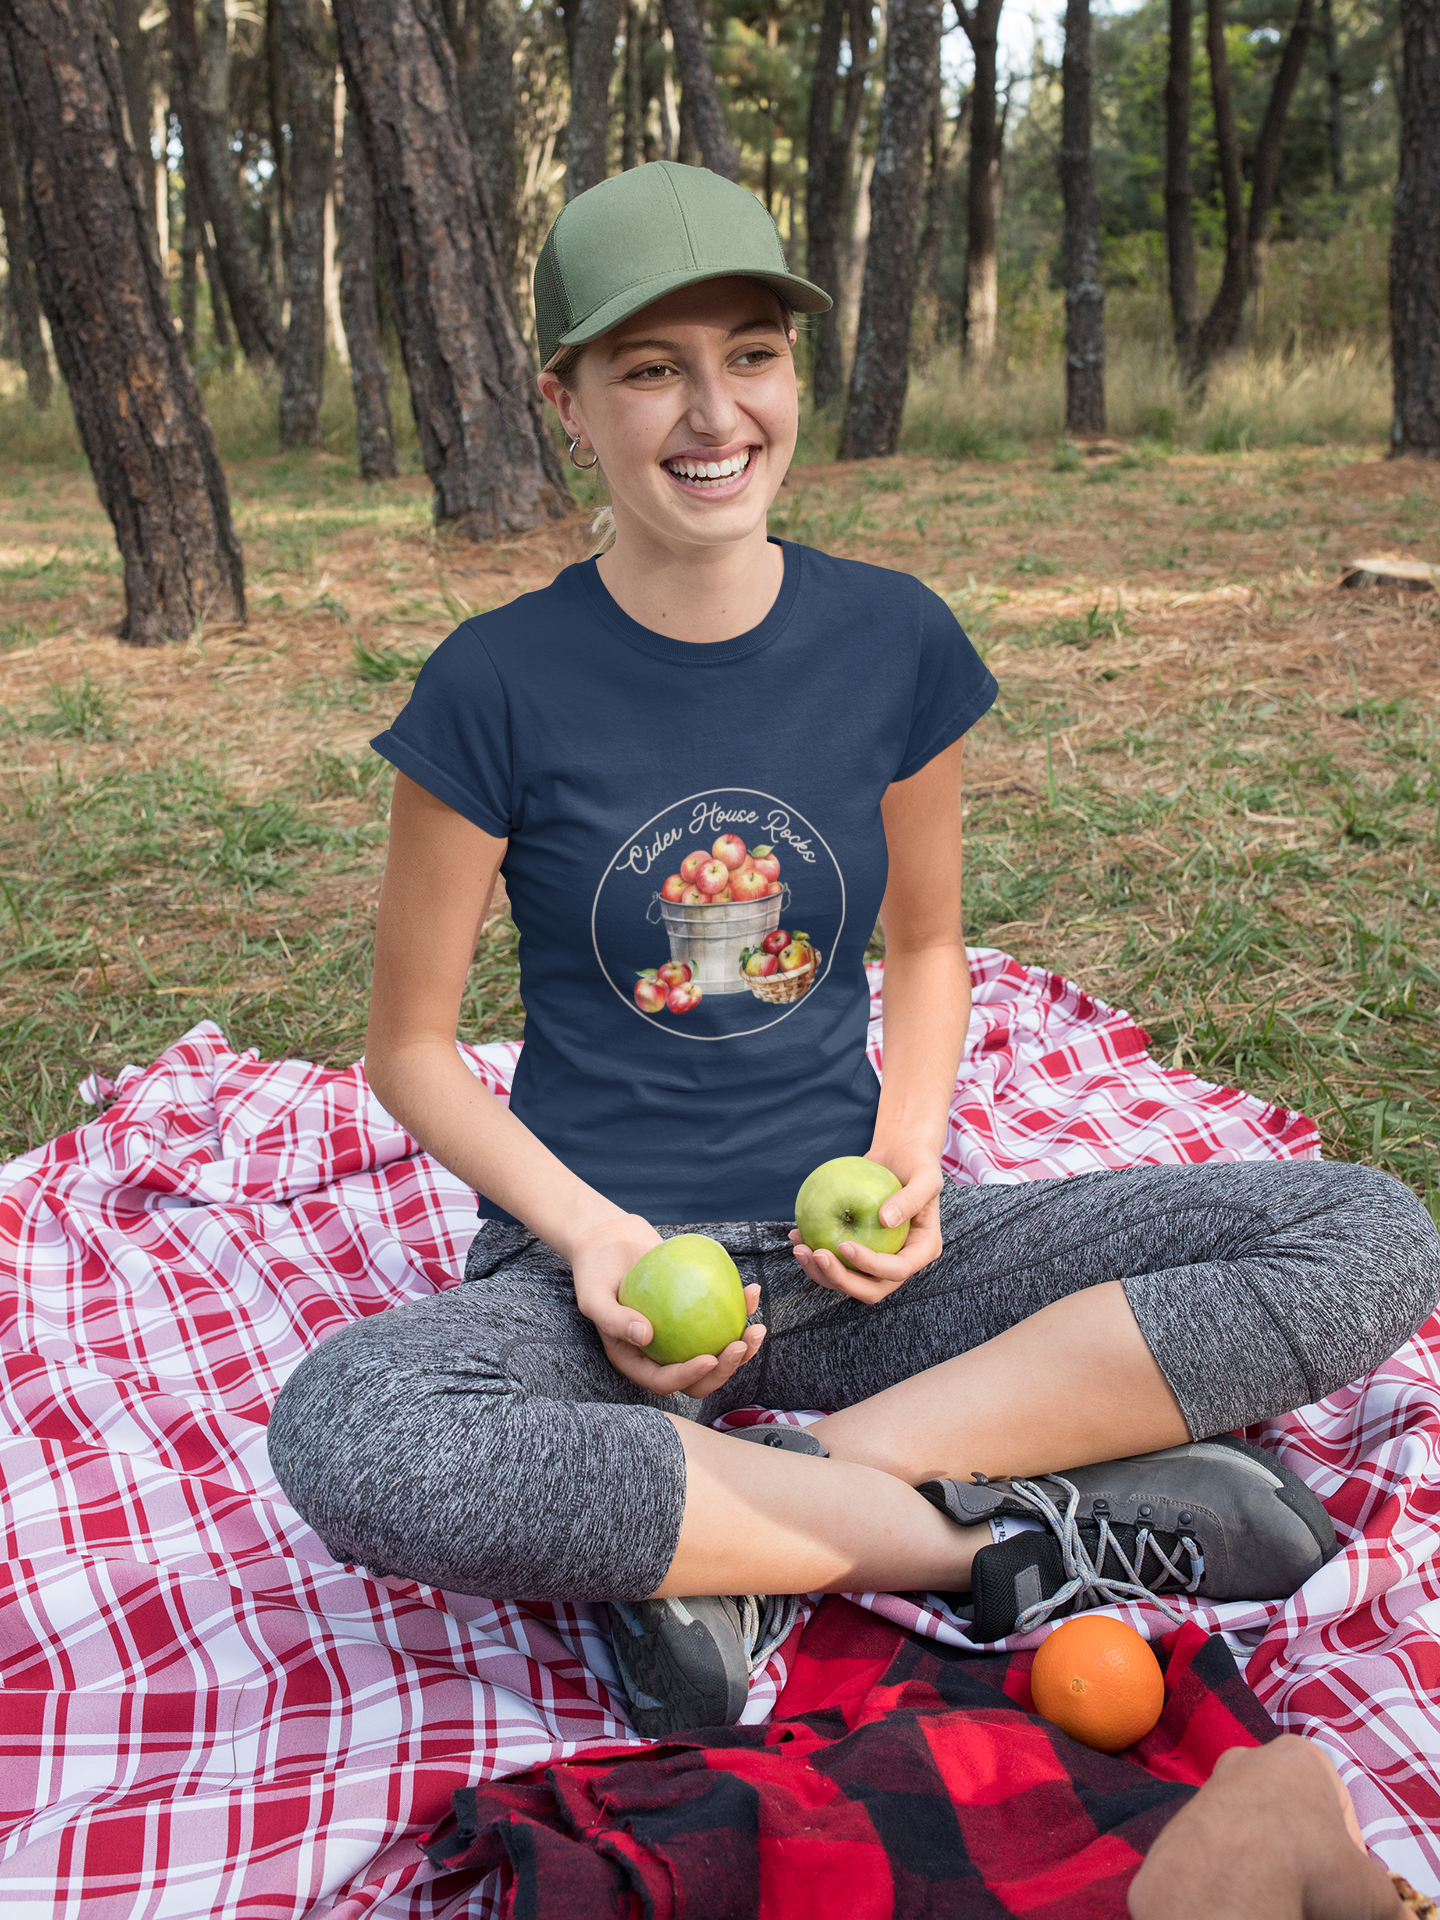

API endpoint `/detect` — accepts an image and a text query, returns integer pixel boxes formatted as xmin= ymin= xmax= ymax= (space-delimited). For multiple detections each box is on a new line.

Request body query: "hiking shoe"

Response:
xmin=919 ymin=1434 xmax=1338 ymax=1641
xmin=605 ymin=1592 xmax=801 ymax=1737
xmin=729 ymin=1423 xmax=830 ymax=1457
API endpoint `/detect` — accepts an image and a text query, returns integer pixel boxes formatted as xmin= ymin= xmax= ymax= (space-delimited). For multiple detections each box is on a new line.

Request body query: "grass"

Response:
xmin=0 ymin=403 xmax=1436 ymax=1220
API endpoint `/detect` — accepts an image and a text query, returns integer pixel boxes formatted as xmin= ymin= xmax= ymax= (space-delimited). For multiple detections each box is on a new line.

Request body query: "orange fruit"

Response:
xmin=1029 ymin=1615 xmax=1165 ymax=1754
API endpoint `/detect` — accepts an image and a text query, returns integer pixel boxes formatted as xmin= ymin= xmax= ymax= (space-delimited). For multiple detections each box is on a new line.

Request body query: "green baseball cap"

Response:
xmin=534 ymin=162 xmax=832 ymax=369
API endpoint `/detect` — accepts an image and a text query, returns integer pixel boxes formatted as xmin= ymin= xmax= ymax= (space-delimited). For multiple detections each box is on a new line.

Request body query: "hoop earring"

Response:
xmin=568 ymin=437 xmax=600 ymax=471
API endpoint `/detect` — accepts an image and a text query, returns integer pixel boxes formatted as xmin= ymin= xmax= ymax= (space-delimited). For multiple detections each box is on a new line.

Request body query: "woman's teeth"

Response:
xmin=665 ymin=450 xmax=751 ymax=485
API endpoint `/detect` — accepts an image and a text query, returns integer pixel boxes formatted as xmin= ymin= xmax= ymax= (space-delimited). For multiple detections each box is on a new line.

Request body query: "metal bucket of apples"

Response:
xmin=649 ymin=835 xmax=787 ymax=997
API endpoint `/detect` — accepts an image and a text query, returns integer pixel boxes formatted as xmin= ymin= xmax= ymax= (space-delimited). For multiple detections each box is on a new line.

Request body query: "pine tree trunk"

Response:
xmin=472 ymin=0 xmax=518 ymax=276
xmin=1390 ymin=0 xmax=1440 ymax=459
xmin=111 ymin=0 xmax=157 ymax=241
xmin=662 ymin=0 xmax=739 ymax=178
xmin=1164 ymin=0 xmax=1198 ymax=370
xmin=839 ymin=0 xmax=940 ymax=459
xmin=0 ymin=95 xmax=50 ymax=407
xmin=266 ymin=0 xmax=290 ymax=296
xmin=1322 ymin=0 xmax=1345 ymax=192
xmin=622 ymin=0 xmax=643 ymax=169
xmin=277 ymin=0 xmax=336 ymax=448
xmin=566 ymin=0 xmax=625 ymax=198
xmin=1192 ymin=0 xmax=1247 ymax=375
xmin=1061 ymin=0 xmax=1104 ymax=432
xmin=957 ymin=0 xmax=1004 ymax=368
xmin=806 ymin=0 xmax=870 ymax=410
xmin=0 ymin=0 xmax=244 ymax=642
xmin=333 ymin=0 xmax=571 ymax=537
xmin=171 ymin=0 xmax=283 ymax=366
xmin=1243 ymin=0 xmax=1314 ymax=339
xmin=339 ymin=100 xmax=398 ymax=479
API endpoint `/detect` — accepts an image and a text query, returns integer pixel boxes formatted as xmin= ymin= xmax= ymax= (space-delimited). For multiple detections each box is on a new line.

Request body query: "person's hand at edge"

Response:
xmin=570 ymin=1213 xmax=766 ymax=1399
xmin=788 ymin=1143 xmax=943 ymax=1304
xmin=1127 ymin=1736 xmax=1406 ymax=1920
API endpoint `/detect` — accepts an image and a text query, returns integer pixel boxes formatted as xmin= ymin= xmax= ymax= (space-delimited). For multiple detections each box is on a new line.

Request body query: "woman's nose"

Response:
xmin=683 ymin=367 xmax=742 ymax=439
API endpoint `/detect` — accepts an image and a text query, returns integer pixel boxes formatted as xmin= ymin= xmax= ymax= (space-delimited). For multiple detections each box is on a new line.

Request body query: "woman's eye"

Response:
xmin=734 ymin=349 xmax=778 ymax=369
xmin=627 ymin=363 xmax=674 ymax=382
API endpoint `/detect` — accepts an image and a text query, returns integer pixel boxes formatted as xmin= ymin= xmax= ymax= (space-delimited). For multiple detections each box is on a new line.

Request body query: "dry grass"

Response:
xmin=1 ymin=436 xmax=1437 ymax=1216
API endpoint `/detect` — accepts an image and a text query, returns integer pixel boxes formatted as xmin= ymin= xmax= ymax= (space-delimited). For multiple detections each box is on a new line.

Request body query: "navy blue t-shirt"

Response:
xmin=371 ymin=540 xmax=996 ymax=1223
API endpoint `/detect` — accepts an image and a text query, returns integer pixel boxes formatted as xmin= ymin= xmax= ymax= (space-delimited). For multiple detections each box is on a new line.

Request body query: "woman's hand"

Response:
xmin=789 ymin=1144 xmax=944 ymax=1304
xmin=570 ymin=1214 xmax=766 ymax=1399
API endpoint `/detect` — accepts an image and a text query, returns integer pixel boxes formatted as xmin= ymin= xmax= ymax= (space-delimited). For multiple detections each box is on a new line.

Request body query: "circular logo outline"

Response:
xmin=591 ymin=787 xmax=846 ymax=1042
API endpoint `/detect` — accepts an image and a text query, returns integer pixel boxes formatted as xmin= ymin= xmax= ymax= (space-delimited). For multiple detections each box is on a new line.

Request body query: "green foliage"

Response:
xmin=30 ymin=672 xmax=123 ymax=742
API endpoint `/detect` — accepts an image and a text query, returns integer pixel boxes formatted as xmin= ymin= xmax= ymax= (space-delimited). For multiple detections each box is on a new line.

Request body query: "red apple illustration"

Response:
xmin=635 ymin=972 xmax=668 ymax=1013
xmin=657 ymin=960 xmax=692 ymax=988
xmin=709 ymin=886 xmax=733 ymax=903
xmin=680 ymin=884 xmax=706 ymax=905
xmin=763 ymin=880 xmax=784 ymax=897
xmin=741 ymin=948 xmax=779 ymax=978
xmin=660 ymin=874 xmax=686 ymax=903
xmin=749 ymin=844 xmax=781 ymax=882
xmin=667 ymin=982 xmax=703 ymax=1014
xmin=762 ymin=929 xmax=789 ymax=955
xmin=729 ymin=868 xmax=769 ymax=902
xmin=712 ymin=834 xmax=748 ymax=870
xmin=778 ymin=933 xmax=814 ymax=973
xmin=680 ymin=850 xmax=708 ymax=885
xmin=696 ymin=859 xmax=730 ymax=896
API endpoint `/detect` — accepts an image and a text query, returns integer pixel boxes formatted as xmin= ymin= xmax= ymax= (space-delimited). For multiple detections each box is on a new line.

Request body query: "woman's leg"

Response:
xmin=658 ymin=1159 xmax=1440 ymax=1597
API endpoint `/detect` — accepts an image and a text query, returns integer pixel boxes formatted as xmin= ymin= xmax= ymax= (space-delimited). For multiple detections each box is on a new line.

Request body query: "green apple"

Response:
xmin=618 ymin=1234 xmax=748 ymax=1365
xmin=794 ymin=1157 xmax=909 ymax=1269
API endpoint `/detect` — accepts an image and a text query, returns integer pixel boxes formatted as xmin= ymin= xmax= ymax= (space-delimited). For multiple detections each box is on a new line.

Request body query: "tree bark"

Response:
xmin=0 ymin=93 xmax=50 ymax=406
xmin=1191 ymin=0 xmax=1247 ymax=375
xmin=277 ymin=0 xmax=337 ymax=447
xmin=565 ymin=0 xmax=625 ymax=198
xmin=622 ymin=0 xmax=643 ymax=170
xmin=110 ymin=0 xmax=158 ymax=240
xmin=1322 ymin=0 xmax=1344 ymax=192
xmin=662 ymin=0 xmax=739 ymax=179
xmin=339 ymin=99 xmax=398 ymax=479
xmin=839 ymin=0 xmax=941 ymax=459
xmin=1061 ymin=0 xmax=1104 ymax=432
xmin=1243 ymin=0 xmax=1314 ymax=338
xmin=957 ymin=0 xmax=1005 ymax=368
xmin=1390 ymin=0 xmax=1440 ymax=458
xmin=0 ymin=0 xmax=244 ymax=641
xmin=333 ymin=0 xmax=571 ymax=537
xmin=806 ymin=0 xmax=870 ymax=410
xmin=171 ymin=0 xmax=283 ymax=365
xmin=1164 ymin=0 xmax=1198 ymax=369
xmin=265 ymin=0 xmax=289 ymax=295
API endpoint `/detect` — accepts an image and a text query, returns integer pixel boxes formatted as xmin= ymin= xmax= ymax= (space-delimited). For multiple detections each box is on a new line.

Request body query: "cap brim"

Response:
xmin=554 ymin=267 xmax=833 ymax=353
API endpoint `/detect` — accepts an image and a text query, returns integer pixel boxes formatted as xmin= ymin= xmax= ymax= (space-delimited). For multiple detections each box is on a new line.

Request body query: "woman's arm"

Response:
xmin=791 ymin=736 xmax=969 ymax=1301
xmin=366 ymin=772 xmax=764 ymax=1393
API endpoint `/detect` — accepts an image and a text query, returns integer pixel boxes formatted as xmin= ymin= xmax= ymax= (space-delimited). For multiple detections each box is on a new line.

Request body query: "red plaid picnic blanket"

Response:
xmin=1 ymin=948 xmax=1436 ymax=1918
xmin=418 ymin=1604 xmax=1279 ymax=1919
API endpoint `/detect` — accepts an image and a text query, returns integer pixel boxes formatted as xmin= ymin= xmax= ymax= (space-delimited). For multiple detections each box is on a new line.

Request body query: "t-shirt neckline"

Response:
xmin=573 ymin=537 xmax=800 ymax=667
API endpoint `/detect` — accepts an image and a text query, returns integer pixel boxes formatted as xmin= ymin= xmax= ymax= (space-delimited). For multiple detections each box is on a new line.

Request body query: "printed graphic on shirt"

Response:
xmin=592 ymin=789 xmax=847 ymax=1042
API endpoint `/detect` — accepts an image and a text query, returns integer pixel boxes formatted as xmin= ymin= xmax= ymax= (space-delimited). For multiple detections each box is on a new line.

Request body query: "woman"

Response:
xmin=267 ymin=163 xmax=1439 ymax=1737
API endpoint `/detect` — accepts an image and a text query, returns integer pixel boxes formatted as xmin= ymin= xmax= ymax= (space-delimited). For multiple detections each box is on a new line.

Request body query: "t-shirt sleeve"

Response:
xmin=369 ymin=620 xmax=513 ymax=836
xmin=894 ymin=583 xmax=999 ymax=781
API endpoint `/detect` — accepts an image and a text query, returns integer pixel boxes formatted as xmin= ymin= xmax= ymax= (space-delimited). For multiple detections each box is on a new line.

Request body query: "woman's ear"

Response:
xmin=537 ymin=371 xmax=585 ymax=445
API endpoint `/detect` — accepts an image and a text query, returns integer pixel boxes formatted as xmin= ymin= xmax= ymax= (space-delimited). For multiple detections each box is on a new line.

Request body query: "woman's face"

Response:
xmin=539 ymin=277 xmax=799 ymax=556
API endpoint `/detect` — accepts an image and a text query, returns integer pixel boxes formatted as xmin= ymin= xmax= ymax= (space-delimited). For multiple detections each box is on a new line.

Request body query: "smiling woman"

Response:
xmin=264 ymin=161 xmax=1440 ymax=1752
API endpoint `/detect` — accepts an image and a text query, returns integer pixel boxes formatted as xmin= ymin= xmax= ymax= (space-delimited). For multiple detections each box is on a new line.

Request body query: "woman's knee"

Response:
xmin=265 ymin=1304 xmax=689 ymax=1601
xmin=1261 ymin=1159 xmax=1440 ymax=1397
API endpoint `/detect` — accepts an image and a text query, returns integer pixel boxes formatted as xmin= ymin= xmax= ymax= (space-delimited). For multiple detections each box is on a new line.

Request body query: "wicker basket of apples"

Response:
xmin=739 ymin=929 xmax=819 ymax=1004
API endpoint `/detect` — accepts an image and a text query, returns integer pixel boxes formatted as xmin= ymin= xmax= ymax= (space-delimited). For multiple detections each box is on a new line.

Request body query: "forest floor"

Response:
xmin=1 ymin=440 xmax=1437 ymax=1214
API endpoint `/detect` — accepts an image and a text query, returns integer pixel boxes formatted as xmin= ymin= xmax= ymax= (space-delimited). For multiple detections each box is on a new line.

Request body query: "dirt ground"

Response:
xmin=2 ymin=441 xmax=1438 ymax=1195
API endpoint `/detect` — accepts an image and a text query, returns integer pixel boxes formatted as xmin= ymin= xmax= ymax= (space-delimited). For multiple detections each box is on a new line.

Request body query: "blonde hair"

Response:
xmin=547 ymin=299 xmax=798 ymax=561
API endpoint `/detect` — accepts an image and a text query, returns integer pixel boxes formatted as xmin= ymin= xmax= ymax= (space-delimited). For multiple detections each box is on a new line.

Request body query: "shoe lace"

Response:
xmin=1001 ymin=1474 xmax=1205 ymax=1634
xmin=734 ymin=1593 xmax=802 ymax=1673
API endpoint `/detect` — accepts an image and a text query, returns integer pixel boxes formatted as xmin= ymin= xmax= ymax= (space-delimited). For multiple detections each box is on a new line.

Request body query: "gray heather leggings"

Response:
xmin=266 ymin=1159 xmax=1440 ymax=1602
